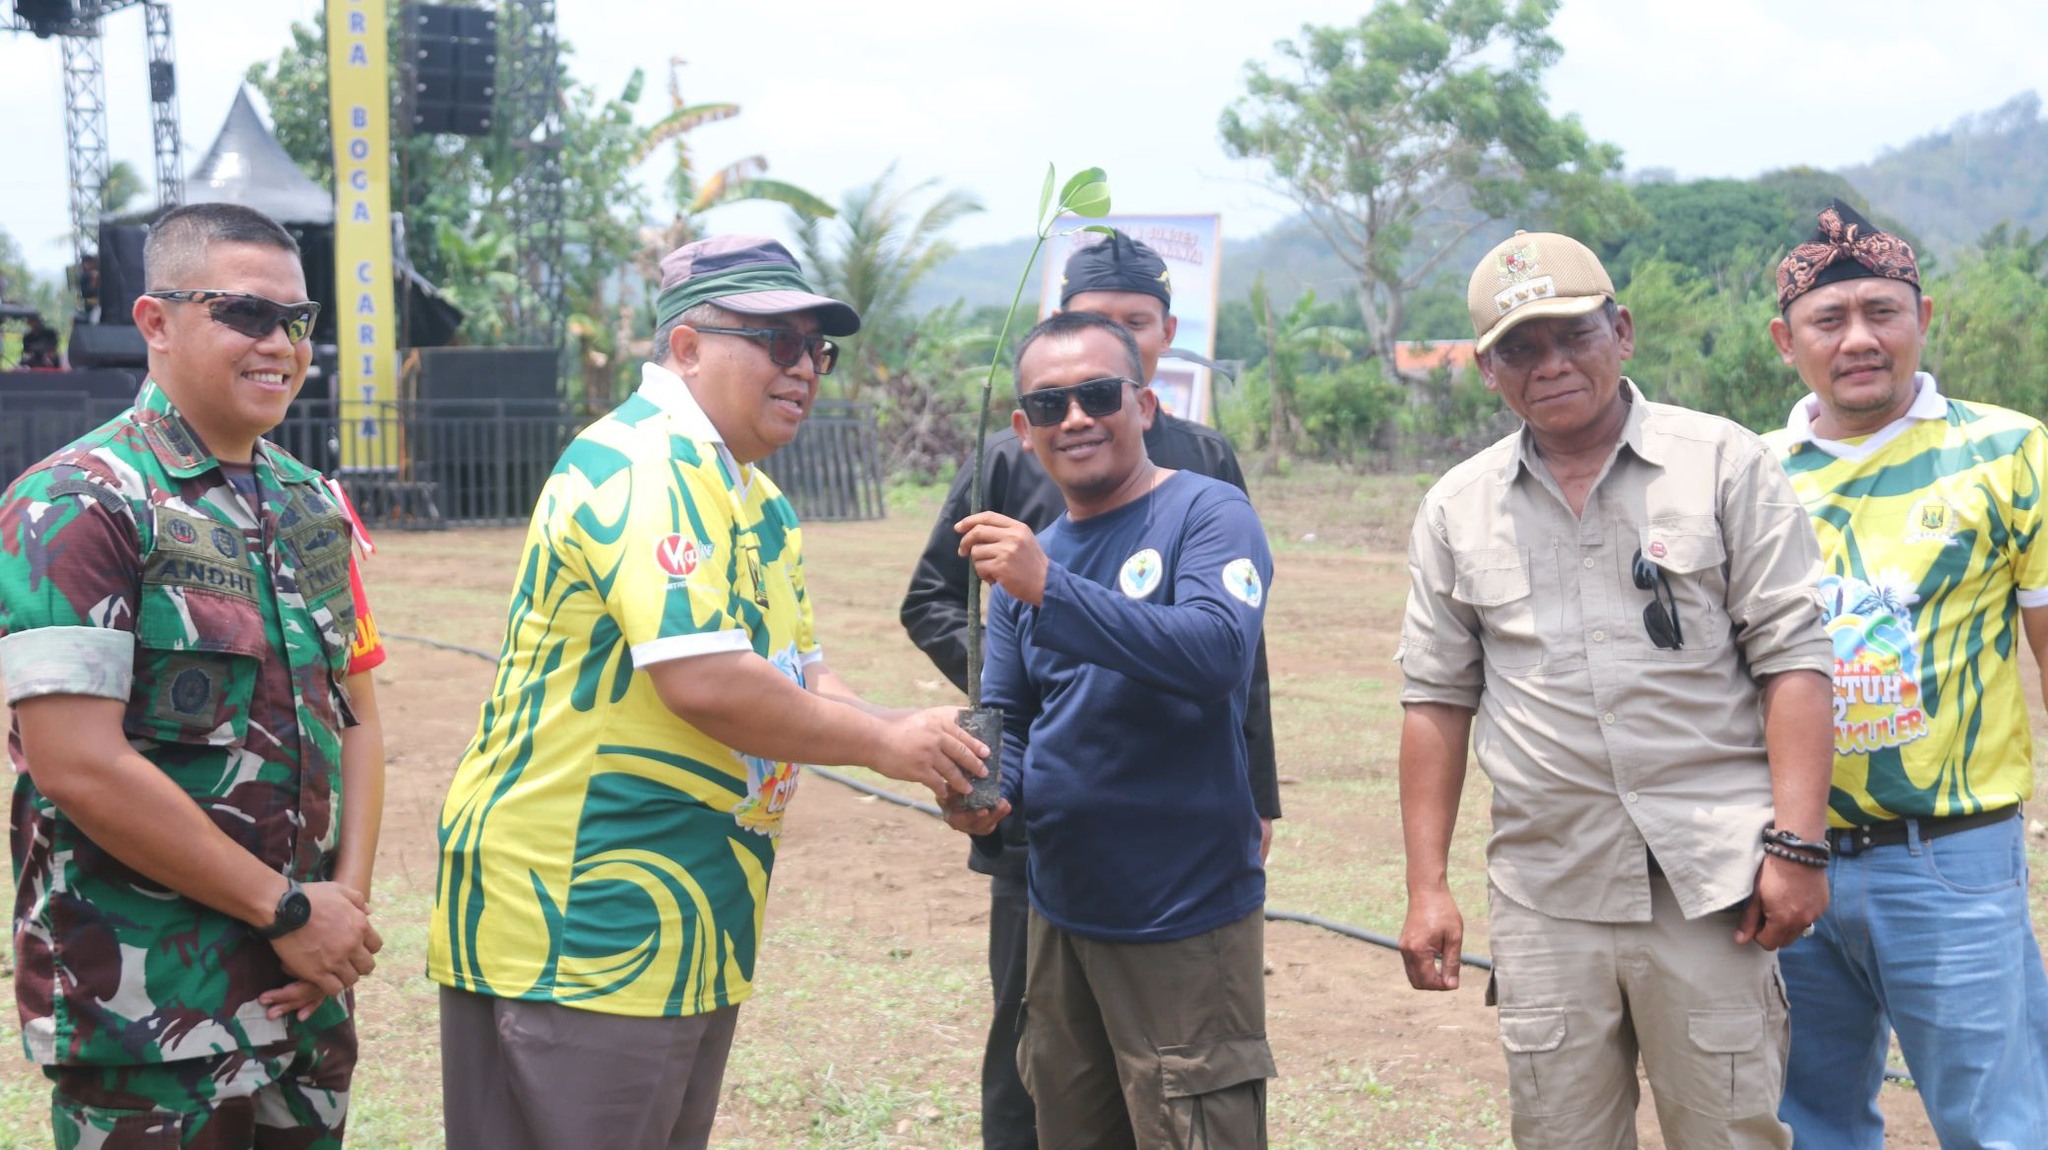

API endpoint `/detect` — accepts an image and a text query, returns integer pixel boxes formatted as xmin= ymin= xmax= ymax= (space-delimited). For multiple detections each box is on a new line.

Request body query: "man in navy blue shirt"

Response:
xmin=947 ymin=311 xmax=1275 ymax=1149
xmin=902 ymin=232 xmax=1281 ymax=1150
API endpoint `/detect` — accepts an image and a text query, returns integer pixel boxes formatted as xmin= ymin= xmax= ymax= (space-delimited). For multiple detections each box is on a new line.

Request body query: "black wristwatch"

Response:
xmin=256 ymin=878 xmax=312 ymax=940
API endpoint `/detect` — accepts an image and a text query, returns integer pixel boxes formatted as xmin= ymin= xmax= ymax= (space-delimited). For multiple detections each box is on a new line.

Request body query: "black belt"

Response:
xmin=1826 ymin=805 xmax=2019 ymax=857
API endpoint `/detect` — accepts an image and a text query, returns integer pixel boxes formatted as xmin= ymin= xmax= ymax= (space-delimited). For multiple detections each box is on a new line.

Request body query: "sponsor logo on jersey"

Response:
xmin=1223 ymin=557 xmax=1263 ymax=608
xmin=654 ymin=534 xmax=714 ymax=578
xmin=1120 ymin=548 xmax=1163 ymax=598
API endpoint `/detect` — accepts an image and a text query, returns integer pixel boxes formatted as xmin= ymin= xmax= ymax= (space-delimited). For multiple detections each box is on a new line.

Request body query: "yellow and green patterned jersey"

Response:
xmin=1765 ymin=375 xmax=2048 ymax=827
xmin=429 ymin=364 xmax=819 ymax=1017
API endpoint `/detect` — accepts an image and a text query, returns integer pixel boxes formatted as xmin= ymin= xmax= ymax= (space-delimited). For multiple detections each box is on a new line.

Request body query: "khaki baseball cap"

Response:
xmin=1467 ymin=230 xmax=1614 ymax=353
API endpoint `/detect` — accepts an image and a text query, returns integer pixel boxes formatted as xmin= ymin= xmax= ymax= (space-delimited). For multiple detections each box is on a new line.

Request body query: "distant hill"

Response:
xmin=917 ymin=89 xmax=2048 ymax=317
xmin=1845 ymin=92 xmax=2048 ymax=261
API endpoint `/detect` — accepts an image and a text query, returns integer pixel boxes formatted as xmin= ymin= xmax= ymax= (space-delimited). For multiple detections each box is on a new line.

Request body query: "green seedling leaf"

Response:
xmin=1065 ymin=177 xmax=1112 ymax=218
xmin=1080 ymin=224 xmax=1117 ymax=235
xmin=1057 ymin=167 xmax=1107 ymax=209
xmin=966 ymin=162 xmax=1109 ymax=707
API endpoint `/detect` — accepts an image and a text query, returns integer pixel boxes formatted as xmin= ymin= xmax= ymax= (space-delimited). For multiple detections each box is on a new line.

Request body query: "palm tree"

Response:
xmin=626 ymin=60 xmax=836 ymax=287
xmin=790 ymin=164 xmax=983 ymax=401
xmin=600 ymin=60 xmax=838 ymax=405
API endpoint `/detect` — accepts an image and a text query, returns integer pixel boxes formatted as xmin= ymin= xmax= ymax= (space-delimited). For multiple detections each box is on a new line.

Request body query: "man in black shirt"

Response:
xmin=19 ymin=314 xmax=61 ymax=369
xmin=899 ymin=231 xmax=1280 ymax=1150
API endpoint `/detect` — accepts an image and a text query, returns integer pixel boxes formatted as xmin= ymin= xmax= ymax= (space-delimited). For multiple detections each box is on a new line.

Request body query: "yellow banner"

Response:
xmin=327 ymin=0 xmax=398 ymax=471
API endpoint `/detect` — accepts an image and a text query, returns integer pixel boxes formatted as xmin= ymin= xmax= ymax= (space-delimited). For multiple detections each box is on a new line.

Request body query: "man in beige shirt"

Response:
xmin=1396 ymin=230 xmax=1837 ymax=1148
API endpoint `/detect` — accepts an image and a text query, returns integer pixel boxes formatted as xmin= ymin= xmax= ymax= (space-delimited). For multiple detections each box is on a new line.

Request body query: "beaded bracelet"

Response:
xmin=1762 ymin=839 xmax=1830 ymax=868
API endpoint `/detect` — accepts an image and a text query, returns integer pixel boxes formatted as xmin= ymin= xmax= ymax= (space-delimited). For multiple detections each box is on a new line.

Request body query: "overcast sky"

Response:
xmin=2 ymin=0 xmax=2042 ymax=276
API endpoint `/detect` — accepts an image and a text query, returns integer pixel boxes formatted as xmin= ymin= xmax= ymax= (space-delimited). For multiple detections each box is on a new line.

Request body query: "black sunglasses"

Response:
xmin=1632 ymin=549 xmax=1684 ymax=650
xmin=1018 ymin=376 xmax=1136 ymax=427
xmin=146 ymin=290 xmax=320 ymax=344
xmin=689 ymin=325 xmax=838 ymax=375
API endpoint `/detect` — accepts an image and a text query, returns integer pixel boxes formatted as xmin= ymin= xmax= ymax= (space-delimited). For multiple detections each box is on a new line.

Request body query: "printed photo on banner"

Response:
xmin=1039 ymin=214 xmax=1222 ymax=425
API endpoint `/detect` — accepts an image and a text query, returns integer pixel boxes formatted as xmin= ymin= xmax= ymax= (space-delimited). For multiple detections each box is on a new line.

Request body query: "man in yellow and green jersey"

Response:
xmin=429 ymin=235 xmax=990 ymax=1150
xmin=1763 ymin=200 xmax=2048 ymax=1148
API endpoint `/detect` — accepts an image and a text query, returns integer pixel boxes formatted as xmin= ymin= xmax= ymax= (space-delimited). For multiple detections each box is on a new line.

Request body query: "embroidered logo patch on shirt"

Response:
xmin=1904 ymin=495 xmax=1963 ymax=546
xmin=1119 ymin=548 xmax=1163 ymax=599
xmin=1222 ymin=558 xmax=1263 ymax=608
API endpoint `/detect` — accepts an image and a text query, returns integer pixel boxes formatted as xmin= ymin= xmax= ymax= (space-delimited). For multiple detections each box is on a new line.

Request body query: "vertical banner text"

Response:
xmin=327 ymin=0 xmax=398 ymax=469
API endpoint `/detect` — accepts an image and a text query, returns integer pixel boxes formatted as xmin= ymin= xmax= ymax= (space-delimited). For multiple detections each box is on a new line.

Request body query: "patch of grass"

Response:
xmin=715 ymin=896 xmax=986 ymax=1148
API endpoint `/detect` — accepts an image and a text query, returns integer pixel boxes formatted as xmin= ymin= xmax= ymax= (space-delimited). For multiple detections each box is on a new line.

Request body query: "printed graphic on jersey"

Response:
xmin=733 ymin=643 xmax=807 ymax=836
xmin=1820 ymin=572 xmax=1928 ymax=755
xmin=1222 ymin=558 xmax=1264 ymax=608
xmin=1119 ymin=548 xmax=1163 ymax=599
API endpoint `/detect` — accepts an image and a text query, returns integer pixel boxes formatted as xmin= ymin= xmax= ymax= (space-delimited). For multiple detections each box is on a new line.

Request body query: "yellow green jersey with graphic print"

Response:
xmin=429 ymin=366 xmax=818 ymax=1017
xmin=1765 ymin=376 xmax=2048 ymax=827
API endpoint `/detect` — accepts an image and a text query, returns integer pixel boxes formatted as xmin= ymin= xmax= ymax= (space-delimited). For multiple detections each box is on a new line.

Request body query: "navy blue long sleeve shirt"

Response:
xmin=981 ymin=471 xmax=1273 ymax=943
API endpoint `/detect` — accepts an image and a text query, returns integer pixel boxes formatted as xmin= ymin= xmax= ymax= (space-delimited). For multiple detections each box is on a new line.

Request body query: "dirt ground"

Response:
xmin=0 ymin=473 xmax=1976 ymax=1147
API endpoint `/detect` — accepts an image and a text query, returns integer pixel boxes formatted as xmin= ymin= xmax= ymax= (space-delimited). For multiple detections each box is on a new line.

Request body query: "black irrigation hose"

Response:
xmin=393 ymin=633 xmax=1913 ymax=1088
xmin=802 ymin=764 xmax=1496 ymax=972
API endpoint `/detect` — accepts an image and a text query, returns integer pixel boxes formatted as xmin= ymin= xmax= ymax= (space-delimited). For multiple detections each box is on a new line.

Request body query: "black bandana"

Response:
xmin=1060 ymin=231 xmax=1172 ymax=309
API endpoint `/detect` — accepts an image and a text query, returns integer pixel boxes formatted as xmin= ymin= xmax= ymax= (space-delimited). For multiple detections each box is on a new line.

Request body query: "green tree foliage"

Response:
xmin=1219 ymin=0 xmax=1635 ymax=373
xmin=1 ymin=227 xmax=70 ymax=364
xmin=1232 ymin=275 xmax=1377 ymax=463
xmin=622 ymin=58 xmax=837 ymax=302
xmin=244 ymin=17 xmax=826 ymax=407
xmin=1601 ymin=171 xmax=1922 ymax=288
xmin=1925 ymin=226 xmax=2048 ymax=418
xmin=791 ymin=165 xmax=983 ymax=403
xmin=100 ymin=161 xmax=147 ymax=216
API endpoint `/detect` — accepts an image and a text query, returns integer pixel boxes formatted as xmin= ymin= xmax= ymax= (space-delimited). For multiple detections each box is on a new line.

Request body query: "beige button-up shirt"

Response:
xmin=1397 ymin=382 xmax=1831 ymax=922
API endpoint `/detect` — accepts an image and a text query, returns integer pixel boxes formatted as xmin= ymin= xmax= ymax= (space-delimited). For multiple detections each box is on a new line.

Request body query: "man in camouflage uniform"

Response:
xmin=0 ymin=203 xmax=383 ymax=1148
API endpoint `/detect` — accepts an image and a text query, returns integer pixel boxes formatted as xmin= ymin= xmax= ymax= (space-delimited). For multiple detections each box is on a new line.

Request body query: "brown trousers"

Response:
xmin=1019 ymin=908 xmax=1274 ymax=1150
xmin=438 ymin=985 xmax=739 ymax=1150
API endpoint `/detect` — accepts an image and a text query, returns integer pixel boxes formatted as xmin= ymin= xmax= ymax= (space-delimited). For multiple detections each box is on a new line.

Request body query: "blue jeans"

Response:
xmin=1778 ymin=812 xmax=2048 ymax=1149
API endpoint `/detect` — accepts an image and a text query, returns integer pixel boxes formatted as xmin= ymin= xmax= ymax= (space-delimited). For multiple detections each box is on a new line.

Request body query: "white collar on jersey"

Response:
xmin=1780 ymin=371 xmax=1947 ymax=461
xmin=636 ymin=360 xmax=752 ymax=493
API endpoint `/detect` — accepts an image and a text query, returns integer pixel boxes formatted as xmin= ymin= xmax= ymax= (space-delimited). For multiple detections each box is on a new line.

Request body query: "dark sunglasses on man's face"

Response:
xmin=145 ymin=290 xmax=320 ymax=344
xmin=1632 ymin=549 xmax=1684 ymax=650
xmin=688 ymin=325 xmax=838 ymax=375
xmin=1018 ymin=376 xmax=1136 ymax=427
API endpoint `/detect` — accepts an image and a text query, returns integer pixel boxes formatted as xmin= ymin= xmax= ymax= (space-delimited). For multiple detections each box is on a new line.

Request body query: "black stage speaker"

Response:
xmin=14 ymin=0 xmax=74 ymax=38
xmin=411 ymin=5 xmax=497 ymax=137
xmin=95 ymin=223 xmax=149 ymax=324
xmin=412 ymin=347 xmax=561 ymax=521
xmin=415 ymin=346 xmax=558 ymax=404
xmin=65 ymin=324 xmax=148 ymax=370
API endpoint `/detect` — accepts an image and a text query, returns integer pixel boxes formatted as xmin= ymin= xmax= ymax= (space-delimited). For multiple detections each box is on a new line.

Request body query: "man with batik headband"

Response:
xmin=899 ymin=230 xmax=1281 ymax=1150
xmin=1397 ymin=229 xmax=1836 ymax=1147
xmin=430 ymin=235 xmax=991 ymax=1150
xmin=0 ymin=202 xmax=386 ymax=1147
xmin=1764 ymin=200 xmax=2048 ymax=1148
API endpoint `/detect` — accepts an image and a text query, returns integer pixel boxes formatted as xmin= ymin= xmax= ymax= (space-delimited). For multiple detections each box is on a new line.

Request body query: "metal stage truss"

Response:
xmin=5 ymin=0 xmax=184 ymax=265
xmin=495 ymin=0 xmax=567 ymax=354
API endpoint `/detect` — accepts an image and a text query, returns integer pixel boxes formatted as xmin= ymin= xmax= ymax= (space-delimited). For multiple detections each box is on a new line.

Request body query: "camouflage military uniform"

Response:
xmin=0 ymin=381 xmax=360 ymax=1146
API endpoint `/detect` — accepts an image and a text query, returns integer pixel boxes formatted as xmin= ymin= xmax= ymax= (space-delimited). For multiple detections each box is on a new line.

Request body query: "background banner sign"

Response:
xmin=1038 ymin=214 xmax=1222 ymax=425
xmin=327 ymin=0 xmax=399 ymax=470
